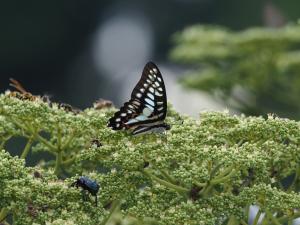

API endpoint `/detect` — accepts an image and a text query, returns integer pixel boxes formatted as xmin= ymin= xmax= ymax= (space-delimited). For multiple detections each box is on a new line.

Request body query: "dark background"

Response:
xmin=0 ymin=0 xmax=299 ymax=110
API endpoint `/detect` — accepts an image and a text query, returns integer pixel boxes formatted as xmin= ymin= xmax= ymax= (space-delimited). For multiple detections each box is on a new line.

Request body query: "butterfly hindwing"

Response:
xmin=108 ymin=62 xmax=167 ymax=130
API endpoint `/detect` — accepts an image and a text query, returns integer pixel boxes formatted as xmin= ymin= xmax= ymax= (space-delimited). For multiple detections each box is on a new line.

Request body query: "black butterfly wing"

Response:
xmin=108 ymin=62 xmax=167 ymax=130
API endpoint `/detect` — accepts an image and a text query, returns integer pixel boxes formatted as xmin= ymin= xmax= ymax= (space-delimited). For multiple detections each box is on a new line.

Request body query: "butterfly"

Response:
xmin=108 ymin=62 xmax=170 ymax=135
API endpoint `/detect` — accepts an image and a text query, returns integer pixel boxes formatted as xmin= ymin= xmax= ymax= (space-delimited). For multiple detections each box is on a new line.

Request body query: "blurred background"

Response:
xmin=1 ymin=0 xmax=300 ymax=118
xmin=2 ymin=2 xmax=300 ymax=224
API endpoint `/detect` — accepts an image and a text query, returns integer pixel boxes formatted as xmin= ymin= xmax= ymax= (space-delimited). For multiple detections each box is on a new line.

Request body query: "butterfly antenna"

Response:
xmin=9 ymin=78 xmax=28 ymax=94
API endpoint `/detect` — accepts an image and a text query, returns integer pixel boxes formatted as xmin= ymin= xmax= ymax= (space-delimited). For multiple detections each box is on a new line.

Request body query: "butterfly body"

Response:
xmin=108 ymin=62 xmax=170 ymax=135
xmin=132 ymin=123 xmax=170 ymax=135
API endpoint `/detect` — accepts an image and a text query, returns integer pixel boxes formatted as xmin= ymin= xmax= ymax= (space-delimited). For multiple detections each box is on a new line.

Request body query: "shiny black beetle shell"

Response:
xmin=71 ymin=176 xmax=100 ymax=205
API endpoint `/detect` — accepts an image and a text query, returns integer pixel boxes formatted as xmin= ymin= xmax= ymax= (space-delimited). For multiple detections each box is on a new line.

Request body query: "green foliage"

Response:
xmin=1 ymin=94 xmax=300 ymax=224
xmin=170 ymin=23 xmax=300 ymax=119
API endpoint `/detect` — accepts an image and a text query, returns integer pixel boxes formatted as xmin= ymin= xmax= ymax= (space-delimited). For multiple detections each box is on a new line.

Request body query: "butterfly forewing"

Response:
xmin=108 ymin=62 xmax=167 ymax=130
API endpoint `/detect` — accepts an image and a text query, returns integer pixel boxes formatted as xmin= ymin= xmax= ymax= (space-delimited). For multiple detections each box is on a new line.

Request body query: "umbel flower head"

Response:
xmin=1 ymin=94 xmax=300 ymax=224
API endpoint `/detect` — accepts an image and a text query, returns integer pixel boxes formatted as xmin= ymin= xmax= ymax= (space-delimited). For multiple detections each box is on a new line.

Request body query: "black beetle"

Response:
xmin=71 ymin=176 xmax=100 ymax=206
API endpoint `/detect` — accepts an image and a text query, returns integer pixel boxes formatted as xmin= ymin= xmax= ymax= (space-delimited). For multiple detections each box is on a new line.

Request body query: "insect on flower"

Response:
xmin=108 ymin=62 xmax=170 ymax=135
xmin=71 ymin=176 xmax=100 ymax=206
xmin=93 ymin=98 xmax=113 ymax=110
xmin=57 ymin=103 xmax=82 ymax=114
xmin=8 ymin=78 xmax=38 ymax=101
xmin=8 ymin=78 xmax=51 ymax=103
xmin=33 ymin=171 xmax=43 ymax=179
xmin=27 ymin=203 xmax=38 ymax=218
xmin=8 ymin=78 xmax=80 ymax=114
xmin=90 ymin=139 xmax=102 ymax=148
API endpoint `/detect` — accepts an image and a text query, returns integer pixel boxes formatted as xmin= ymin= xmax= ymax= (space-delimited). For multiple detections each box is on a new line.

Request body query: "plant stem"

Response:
xmin=20 ymin=135 xmax=35 ymax=159
xmin=100 ymin=200 xmax=120 ymax=225
xmin=211 ymin=169 xmax=236 ymax=185
xmin=252 ymin=209 xmax=262 ymax=225
xmin=57 ymin=126 xmax=62 ymax=149
xmin=200 ymin=168 xmax=237 ymax=197
xmin=8 ymin=115 xmax=57 ymax=151
xmin=278 ymin=211 xmax=300 ymax=223
xmin=143 ymin=169 xmax=189 ymax=194
xmin=0 ymin=141 xmax=5 ymax=149
xmin=61 ymin=131 xmax=76 ymax=150
xmin=245 ymin=204 xmax=250 ymax=223
xmin=265 ymin=210 xmax=281 ymax=225
xmin=195 ymin=181 xmax=206 ymax=187
xmin=0 ymin=135 xmax=11 ymax=150
xmin=240 ymin=219 xmax=248 ymax=225
xmin=227 ymin=215 xmax=238 ymax=225
xmin=62 ymin=156 xmax=76 ymax=166
xmin=0 ymin=208 xmax=8 ymax=223
xmin=34 ymin=132 xmax=57 ymax=151
xmin=159 ymin=169 xmax=177 ymax=184
xmin=214 ymin=165 xmax=234 ymax=180
xmin=200 ymin=182 xmax=213 ymax=197
xmin=210 ymin=162 xmax=224 ymax=178
xmin=54 ymin=151 xmax=63 ymax=175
